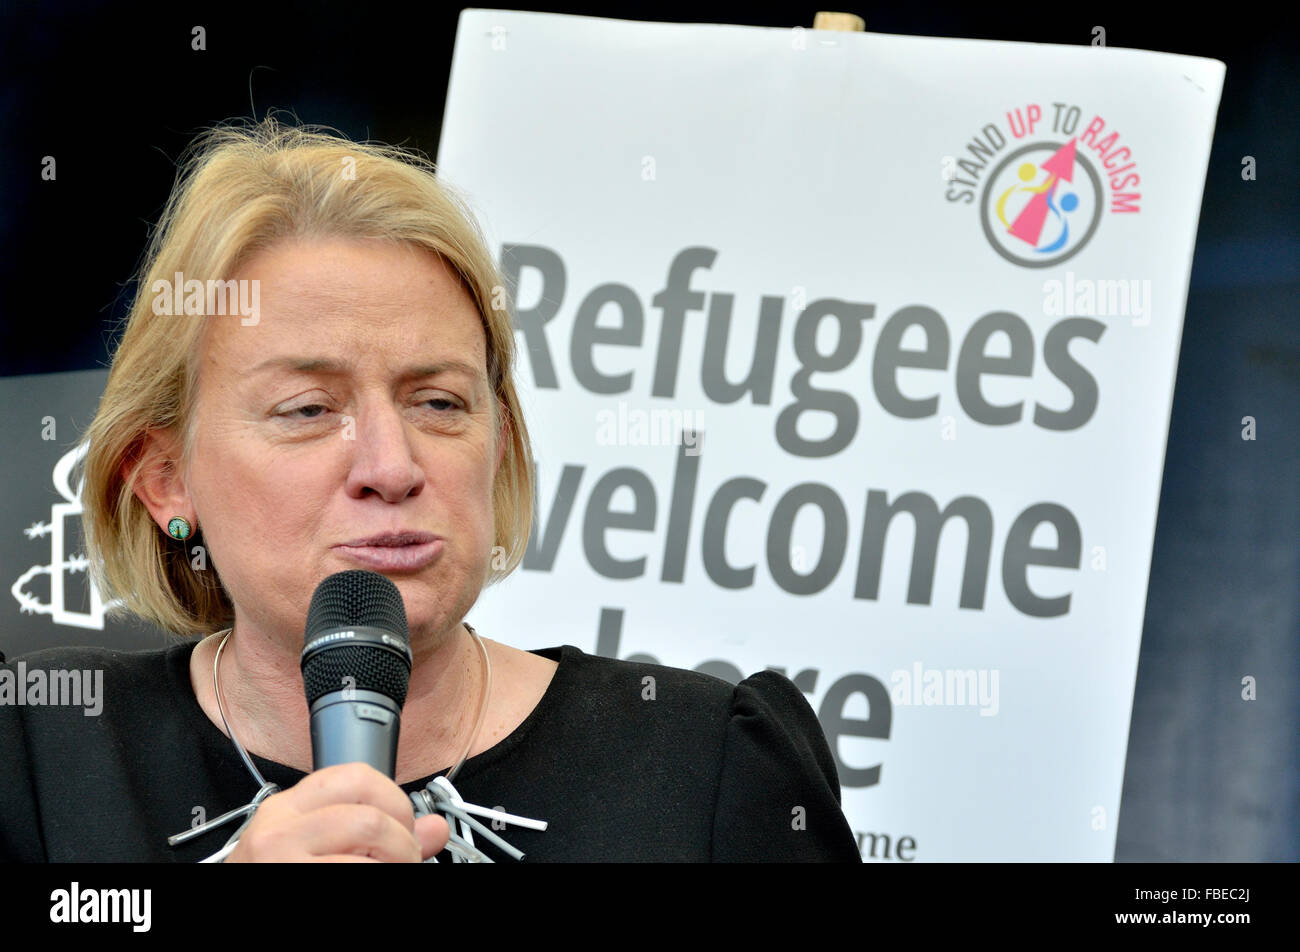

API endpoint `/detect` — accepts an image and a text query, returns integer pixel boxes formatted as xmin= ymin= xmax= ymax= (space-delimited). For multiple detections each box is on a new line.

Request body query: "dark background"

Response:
xmin=1 ymin=1 xmax=1295 ymax=862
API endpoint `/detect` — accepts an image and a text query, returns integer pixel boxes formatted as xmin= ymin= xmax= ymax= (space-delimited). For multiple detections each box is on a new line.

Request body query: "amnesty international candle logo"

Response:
xmin=10 ymin=444 xmax=120 ymax=630
xmin=944 ymin=103 xmax=1143 ymax=269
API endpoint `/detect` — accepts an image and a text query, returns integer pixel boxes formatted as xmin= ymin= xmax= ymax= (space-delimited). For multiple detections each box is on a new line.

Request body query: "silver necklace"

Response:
xmin=212 ymin=621 xmax=493 ymax=786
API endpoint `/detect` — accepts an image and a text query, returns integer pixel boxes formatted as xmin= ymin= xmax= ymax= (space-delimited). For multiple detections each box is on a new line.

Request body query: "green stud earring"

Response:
xmin=167 ymin=517 xmax=192 ymax=541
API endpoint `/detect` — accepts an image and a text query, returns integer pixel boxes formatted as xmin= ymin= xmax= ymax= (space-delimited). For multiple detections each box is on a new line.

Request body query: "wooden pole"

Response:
xmin=811 ymin=11 xmax=865 ymax=31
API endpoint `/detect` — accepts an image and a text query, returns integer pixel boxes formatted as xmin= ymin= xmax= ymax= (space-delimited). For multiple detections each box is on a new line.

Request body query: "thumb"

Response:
xmin=414 ymin=812 xmax=451 ymax=860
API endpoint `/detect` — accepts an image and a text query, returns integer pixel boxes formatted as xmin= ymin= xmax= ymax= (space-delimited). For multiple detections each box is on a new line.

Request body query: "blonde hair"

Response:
xmin=76 ymin=115 xmax=533 ymax=638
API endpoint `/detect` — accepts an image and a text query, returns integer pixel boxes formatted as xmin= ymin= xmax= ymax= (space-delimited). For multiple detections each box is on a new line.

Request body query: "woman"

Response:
xmin=0 ymin=118 xmax=860 ymax=862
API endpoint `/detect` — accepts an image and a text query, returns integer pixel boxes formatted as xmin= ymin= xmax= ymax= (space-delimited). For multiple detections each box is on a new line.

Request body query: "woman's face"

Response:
xmin=184 ymin=236 xmax=502 ymax=649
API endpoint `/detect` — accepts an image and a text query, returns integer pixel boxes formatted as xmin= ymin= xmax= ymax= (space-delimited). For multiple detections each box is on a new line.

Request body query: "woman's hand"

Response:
xmin=224 ymin=762 xmax=451 ymax=862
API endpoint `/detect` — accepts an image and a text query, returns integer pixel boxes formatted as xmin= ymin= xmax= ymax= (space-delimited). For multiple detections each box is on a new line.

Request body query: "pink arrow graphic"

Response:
xmin=1007 ymin=138 xmax=1079 ymax=246
xmin=1040 ymin=137 xmax=1078 ymax=183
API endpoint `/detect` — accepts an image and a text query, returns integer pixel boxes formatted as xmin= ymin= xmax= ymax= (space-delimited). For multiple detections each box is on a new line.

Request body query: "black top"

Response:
xmin=0 ymin=641 xmax=861 ymax=862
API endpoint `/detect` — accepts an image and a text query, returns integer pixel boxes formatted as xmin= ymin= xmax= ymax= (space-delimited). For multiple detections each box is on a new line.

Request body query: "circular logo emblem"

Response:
xmin=980 ymin=141 xmax=1102 ymax=268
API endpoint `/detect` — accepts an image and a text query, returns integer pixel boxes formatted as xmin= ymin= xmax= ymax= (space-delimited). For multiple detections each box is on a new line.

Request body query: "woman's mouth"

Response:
xmin=334 ymin=532 xmax=443 ymax=571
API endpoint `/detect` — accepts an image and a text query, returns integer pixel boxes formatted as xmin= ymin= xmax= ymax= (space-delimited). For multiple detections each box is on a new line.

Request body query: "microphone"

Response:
xmin=301 ymin=570 xmax=413 ymax=776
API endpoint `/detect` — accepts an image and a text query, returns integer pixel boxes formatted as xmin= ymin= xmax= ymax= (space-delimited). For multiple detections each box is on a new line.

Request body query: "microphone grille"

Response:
xmin=303 ymin=644 xmax=411 ymax=707
xmin=306 ymin=569 xmax=410 ymax=642
xmin=303 ymin=570 xmax=412 ymax=707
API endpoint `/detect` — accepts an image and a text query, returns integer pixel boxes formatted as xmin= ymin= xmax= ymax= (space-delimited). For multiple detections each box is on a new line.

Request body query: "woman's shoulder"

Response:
xmin=4 ymin=640 xmax=188 ymax=665
xmin=537 ymin=644 xmax=741 ymax=707
xmin=3 ymin=640 xmax=192 ymax=678
xmin=509 ymin=645 xmax=859 ymax=860
xmin=523 ymin=643 xmax=818 ymax=743
xmin=541 ymin=645 xmax=839 ymax=781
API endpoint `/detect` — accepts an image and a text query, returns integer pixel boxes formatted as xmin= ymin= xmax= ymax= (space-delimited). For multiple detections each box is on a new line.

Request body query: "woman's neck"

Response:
xmin=197 ymin=619 xmax=485 ymax=785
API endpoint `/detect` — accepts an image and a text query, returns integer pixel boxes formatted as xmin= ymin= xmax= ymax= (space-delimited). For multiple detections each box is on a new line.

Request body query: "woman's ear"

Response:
xmin=125 ymin=428 xmax=194 ymax=533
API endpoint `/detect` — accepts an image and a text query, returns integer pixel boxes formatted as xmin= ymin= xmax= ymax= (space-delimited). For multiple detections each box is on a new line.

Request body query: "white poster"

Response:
xmin=438 ymin=10 xmax=1225 ymax=860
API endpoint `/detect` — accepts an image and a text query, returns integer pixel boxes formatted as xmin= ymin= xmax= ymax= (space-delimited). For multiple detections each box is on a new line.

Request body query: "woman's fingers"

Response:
xmin=225 ymin=762 xmax=433 ymax=863
xmin=414 ymin=812 xmax=452 ymax=860
xmin=281 ymin=762 xmax=417 ymax=824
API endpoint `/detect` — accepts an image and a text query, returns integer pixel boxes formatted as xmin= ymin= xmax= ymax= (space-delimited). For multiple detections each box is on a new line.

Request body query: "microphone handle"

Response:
xmin=309 ymin=689 xmax=402 ymax=776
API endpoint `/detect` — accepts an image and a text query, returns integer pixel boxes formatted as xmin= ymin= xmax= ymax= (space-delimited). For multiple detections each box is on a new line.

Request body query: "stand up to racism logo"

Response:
xmin=944 ymin=103 xmax=1142 ymax=268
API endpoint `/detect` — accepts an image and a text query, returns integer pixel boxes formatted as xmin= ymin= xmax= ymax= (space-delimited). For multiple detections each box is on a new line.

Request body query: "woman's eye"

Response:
xmin=277 ymin=399 xmax=457 ymax=420
xmin=284 ymin=404 xmax=329 ymax=419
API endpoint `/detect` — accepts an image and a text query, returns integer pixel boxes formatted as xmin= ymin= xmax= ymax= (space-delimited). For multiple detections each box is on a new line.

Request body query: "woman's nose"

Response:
xmin=342 ymin=402 xmax=426 ymax=502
